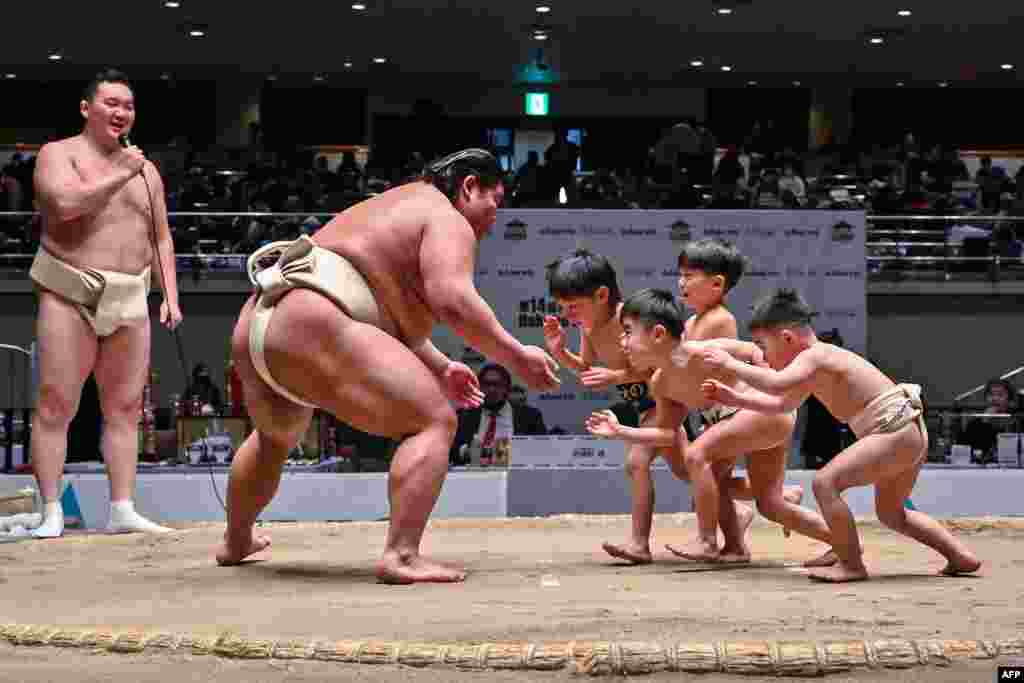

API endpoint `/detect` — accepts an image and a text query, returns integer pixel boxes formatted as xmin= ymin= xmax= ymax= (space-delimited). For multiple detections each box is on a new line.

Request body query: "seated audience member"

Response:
xmin=449 ymin=364 xmax=547 ymax=464
xmin=961 ymin=378 xmax=1020 ymax=462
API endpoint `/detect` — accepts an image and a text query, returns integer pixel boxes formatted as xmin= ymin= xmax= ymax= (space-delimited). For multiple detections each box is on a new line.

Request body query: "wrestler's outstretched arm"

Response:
xmin=421 ymin=212 xmax=559 ymax=390
xmin=703 ymin=344 xmax=823 ymax=395
xmin=33 ymin=141 xmax=143 ymax=222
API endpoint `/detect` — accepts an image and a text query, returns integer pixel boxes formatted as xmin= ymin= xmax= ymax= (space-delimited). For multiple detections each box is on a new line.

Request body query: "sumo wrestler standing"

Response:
xmin=29 ymin=69 xmax=181 ymax=538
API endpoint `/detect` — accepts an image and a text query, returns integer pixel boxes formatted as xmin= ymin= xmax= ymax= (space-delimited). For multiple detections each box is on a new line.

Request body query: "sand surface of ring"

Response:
xmin=1 ymin=514 xmax=1020 ymax=648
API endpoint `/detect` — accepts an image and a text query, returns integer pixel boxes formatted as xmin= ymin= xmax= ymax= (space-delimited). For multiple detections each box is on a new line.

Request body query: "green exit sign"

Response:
xmin=525 ymin=92 xmax=549 ymax=116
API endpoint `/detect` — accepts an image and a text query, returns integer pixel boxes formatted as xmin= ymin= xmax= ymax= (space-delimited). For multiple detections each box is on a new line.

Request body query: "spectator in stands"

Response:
xmin=961 ymin=378 xmax=1020 ymax=462
xmin=185 ymin=363 xmax=223 ymax=415
xmin=449 ymin=364 xmax=547 ymax=465
xmin=546 ymin=129 xmax=581 ymax=204
xmin=513 ymin=150 xmax=544 ymax=205
xmin=777 ymin=164 xmax=807 ymax=204
xmin=696 ymin=121 xmax=717 ymax=185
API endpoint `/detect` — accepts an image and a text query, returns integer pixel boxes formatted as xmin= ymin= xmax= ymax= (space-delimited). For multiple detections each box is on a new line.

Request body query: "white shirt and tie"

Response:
xmin=475 ymin=402 xmax=515 ymax=447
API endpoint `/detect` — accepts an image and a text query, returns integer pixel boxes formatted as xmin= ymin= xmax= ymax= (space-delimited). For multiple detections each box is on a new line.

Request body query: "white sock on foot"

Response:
xmin=32 ymin=501 xmax=64 ymax=538
xmin=107 ymin=500 xmax=172 ymax=534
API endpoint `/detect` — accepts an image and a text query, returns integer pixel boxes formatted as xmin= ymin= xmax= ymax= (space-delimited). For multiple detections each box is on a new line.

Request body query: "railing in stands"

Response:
xmin=2 ymin=212 xmax=1022 ymax=282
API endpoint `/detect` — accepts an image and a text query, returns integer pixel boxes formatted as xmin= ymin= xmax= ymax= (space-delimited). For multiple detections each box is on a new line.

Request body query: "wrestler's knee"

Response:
xmin=684 ymin=444 xmax=708 ymax=473
xmin=875 ymin=499 xmax=908 ymax=531
xmin=755 ymin=495 xmax=787 ymax=523
xmin=34 ymin=383 xmax=80 ymax=428
xmin=812 ymin=471 xmax=838 ymax=502
xmin=99 ymin=391 xmax=143 ymax=427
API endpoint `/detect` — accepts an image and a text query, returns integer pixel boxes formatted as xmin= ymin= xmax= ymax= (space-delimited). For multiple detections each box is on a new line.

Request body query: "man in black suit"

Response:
xmin=450 ymin=364 xmax=547 ymax=464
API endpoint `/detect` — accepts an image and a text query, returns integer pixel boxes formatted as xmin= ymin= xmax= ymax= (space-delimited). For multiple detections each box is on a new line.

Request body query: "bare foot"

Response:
xmin=939 ymin=555 xmax=982 ymax=576
xmin=666 ymin=540 xmax=720 ymax=563
xmin=216 ymin=533 xmax=271 ymax=566
xmin=716 ymin=549 xmax=751 ymax=564
xmin=376 ymin=551 xmax=467 ymax=584
xmin=781 ymin=485 xmax=804 ymax=538
xmin=804 ymin=548 xmax=839 ymax=567
xmin=602 ymin=541 xmax=653 ymax=565
xmin=808 ymin=563 xmax=869 ymax=583
xmin=737 ymin=503 xmax=755 ymax=539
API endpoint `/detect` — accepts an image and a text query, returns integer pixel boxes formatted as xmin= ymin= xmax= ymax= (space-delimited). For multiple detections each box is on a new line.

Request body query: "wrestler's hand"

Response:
xmin=518 ymin=345 xmax=561 ymax=391
xmin=750 ymin=346 xmax=769 ymax=368
xmin=701 ymin=379 xmax=739 ymax=406
xmin=701 ymin=347 xmax=733 ymax=371
xmin=541 ymin=315 xmax=565 ymax=355
xmin=585 ymin=409 xmax=621 ymax=438
xmin=579 ymin=366 xmax=621 ymax=389
xmin=441 ymin=361 xmax=485 ymax=409
xmin=114 ymin=144 xmax=146 ymax=176
xmin=160 ymin=300 xmax=183 ymax=330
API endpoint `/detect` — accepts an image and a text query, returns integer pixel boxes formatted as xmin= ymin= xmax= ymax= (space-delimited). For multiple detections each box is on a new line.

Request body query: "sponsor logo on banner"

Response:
xmin=581 ymin=225 xmax=615 ymax=237
xmin=669 ymin=220 xmax=692 ymax=242
xmin=824 ymin=268 xmax=863 ymax=279
xmin=582 ymin=390 xmax=613 ymax=401
xmin=625 ymin=266 xmax=657 ymax=278
xmin=498 ymin=267 xmax=536 ymax=278
xmin=703 ymin=226 xmax=741 ymax=238
xmin=831 ymin=220 xmax=855 ymax=242
xmin=539 ymin=392 xmax=577 ymax=401
xmin=746 ymin=268 xmax=782 ymax=278
xmin=571 ymin=446 xmax=608 ymax=466
xmin=539 ymin=226 xmax=578 ymax=236
xmin=784 ymin=227 xmax=821 ymax=238
xmin=785 ymin=266 xmax=807 ymax=278
xmin=620 ymin=226 xmax=658 ymax=237
xmin=517 ymin=296 xmax=561 ymax=328
xmin=504 ymin=219 xmax=528 ymax=240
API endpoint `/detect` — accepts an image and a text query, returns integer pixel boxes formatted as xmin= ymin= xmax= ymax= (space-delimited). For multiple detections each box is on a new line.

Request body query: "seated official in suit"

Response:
xmin=449 ymin=363 xmax=548 ymax=464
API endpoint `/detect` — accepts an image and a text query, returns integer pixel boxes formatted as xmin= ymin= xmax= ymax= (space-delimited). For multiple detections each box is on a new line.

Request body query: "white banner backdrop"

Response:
xmin=431 ymin=210 xmax=866 ymax=434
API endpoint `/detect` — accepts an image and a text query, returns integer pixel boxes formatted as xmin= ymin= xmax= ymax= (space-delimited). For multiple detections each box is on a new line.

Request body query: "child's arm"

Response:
xmin=702 ymin=379 xmax=807 ymax=414
xmin=543 ymin=315 xmax=589 ymax=372
xmin=703 ymin=344 xmax=821 ymax=395
xmin=586 ymin=392 xmax=688 ymax=448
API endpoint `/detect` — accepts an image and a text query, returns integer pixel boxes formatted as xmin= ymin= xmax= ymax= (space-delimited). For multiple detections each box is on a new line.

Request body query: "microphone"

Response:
xmin=118 ymin=134 xmax=131 ymax=148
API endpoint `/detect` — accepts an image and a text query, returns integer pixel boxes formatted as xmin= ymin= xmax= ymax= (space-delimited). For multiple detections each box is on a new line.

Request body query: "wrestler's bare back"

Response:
xmin=781 ymin=343 xmax=898 ymax=424
xmin=38 ymin=136 xmax=155 ymax=274
xmin=311 ymin=182 xmax=470 ymax=345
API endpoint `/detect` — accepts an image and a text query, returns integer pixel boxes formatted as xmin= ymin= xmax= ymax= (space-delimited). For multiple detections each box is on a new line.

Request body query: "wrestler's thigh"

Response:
xmin=696 ymin=409 xmax=794 ymax=463
xmin=231 ymin=296 xmax=312 ymax=439
xmin=744 ymin=444 xmax=788 ymax=499
xmin=818 ymin=423 xmax=924 ymax=492
xmin=35 ymin=291 xmax=98 ymax=408
xmin=263 ymin=290 xmax=451 ymax=439
xmin=93 ymin=316 xmax=150 ymax=413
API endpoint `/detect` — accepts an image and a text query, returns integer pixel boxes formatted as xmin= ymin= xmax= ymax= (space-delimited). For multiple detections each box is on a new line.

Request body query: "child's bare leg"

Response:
xmin=874 ymin=460 xmax=981 ymax=576
xmin=602 ymin=443 xmax=655 ymax=564
xmin=808 ymin=434 xmax=911 ymax=583
xmin=747 ymin=445 xmax=834 ymax=558
xmin=715 ymin=462 xmax=752 ymax=563
xmin=669 ymin=411 xmax=791 ymax=562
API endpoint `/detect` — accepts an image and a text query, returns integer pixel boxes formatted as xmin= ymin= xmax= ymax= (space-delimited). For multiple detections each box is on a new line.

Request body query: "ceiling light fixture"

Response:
xmin=535 ymin=5 xmax=551 ymax=12
xmin=1001 ymin=63 xmax=1014 ymax=70
xmin=4 ymin=73 xmax=16 ymax=79
xmin=189 ymin=29 xmax=205 ymax=37
xmin=690 ymin=59 xmax=704 ymax=67
xmin=48 ymin=52 xmax=62 ymax=61
xmin=164 ymin=0 xmax=181 ymax=7
xmin=266 ymin=74 xmax=278 ymax=81
xmin=747 ymin=80 xmax=757 ymax=86
xmin=896 ymin=81 xmax=905 ymax=86
xmin=373 ymin=56 xmax=387 ymax=63
xmin=793 ymin=80 xmax=802 ymax=86
xmin=351 ymin=2 xmax=366 ymax=9
xmin=869 ymin=36 xmax=884 ymax=45
xmin=314 ymin=74 xmax=326 ymax=82
xmin=897 ymin=9 xmax=912 ymax=17
xmin=938 ymin=81 xmax=948 ymax=87
xmin=720 ymin=65 xmax=732 ymax=72
xmin=343 ymin=61 xmax=353 ymax=68
xmin=160 ymin=73 xmax=170 ymax=80
xmin=716 ymin=7 xmax=733 ymax=15
xmin=533 ymin=32 xmax=548 ymax=40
